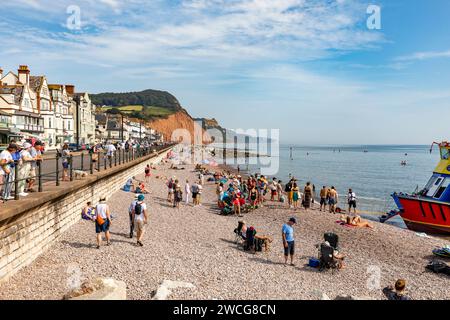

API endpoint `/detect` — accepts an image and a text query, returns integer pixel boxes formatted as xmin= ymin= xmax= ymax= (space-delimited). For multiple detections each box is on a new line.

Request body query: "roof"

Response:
xmin=0 ymin=109 xmax=11 ymax=116
xmin=29 ymin=76 xmax=43 ymax=92
xmin=0 ymin=85 xmax=24 ymax=105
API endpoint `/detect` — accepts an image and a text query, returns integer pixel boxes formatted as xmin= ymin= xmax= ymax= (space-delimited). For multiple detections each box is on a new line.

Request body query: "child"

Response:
xmin=174 ymin=186 xmax=183 ymax=208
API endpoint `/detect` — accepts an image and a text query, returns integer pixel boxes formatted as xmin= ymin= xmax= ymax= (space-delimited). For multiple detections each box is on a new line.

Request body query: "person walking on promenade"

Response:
xmin=282 ymin=217 xmax=297 ymax=266
xmin=303 ymin=182 xmax=313 ymax=211
xmin=94 ymin=197 xmax=112 ymax=249
xmin=145 ymin=164 xmax=151 ymax=183
xmin=132 ymin=194 xmax=148 ymax=247
xmin=17 ymin=142 xmax=35 ymax=197
xmin=328 ymin=186 xmax=339 ymax=213
xmin=128 ymin=194 xmax=138 ymax=238
xmin=347 ymin=188 xmax=357 ymax=216
xmin=319 ymin=186 xmax=328 ymax=211
xmin=61 ymin=143 xmax=71 ymax=182
xmin=0 ymin=143 xmax=18 ymax=202
xmin=106 ymin=141 xmax=116 ymax=165
xmin=185 ymin=179 xmax=191 ymax=205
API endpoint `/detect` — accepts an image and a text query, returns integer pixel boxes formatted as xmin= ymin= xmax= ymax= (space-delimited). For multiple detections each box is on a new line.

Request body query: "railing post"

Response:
xmin=81 ymin=152 xmax=84 ymax=172
xmin=90 ymin=152 xmax=94 ymax=174
xmin=114 ymin=151 xmax=117 ymax=166
xmin=38 ymin=159 xmax=43 ymax=192
xmin=70 ymin=155 xmax=74 ymax=181
xmin=14 ymin=160 xmax=19 ymax=200
xmin=104 ymin=154 xmax=107 ymax=170
xmin=97 ymin=152 xmax=101 ymax=172
xmin=56 ymin=153 xmax=60 ymax=186
xmin=118 ymin=149 xmax=121 ymax=165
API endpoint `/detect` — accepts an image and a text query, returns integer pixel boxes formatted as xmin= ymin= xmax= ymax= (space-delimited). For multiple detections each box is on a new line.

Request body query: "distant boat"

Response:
xmin=390 ymin=141 xmax=450 ymax=235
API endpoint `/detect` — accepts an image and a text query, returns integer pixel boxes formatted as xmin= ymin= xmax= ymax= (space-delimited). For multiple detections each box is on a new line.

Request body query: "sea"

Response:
xmin=223 ymin=144 xmax=439 ymax=230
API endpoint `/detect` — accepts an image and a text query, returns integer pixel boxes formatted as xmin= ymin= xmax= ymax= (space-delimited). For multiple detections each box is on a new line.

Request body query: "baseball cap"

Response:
xmin=289 ymin=217 xmax=297 ymax=224
xmin=138 ymin=194 xmax=145 ymax=201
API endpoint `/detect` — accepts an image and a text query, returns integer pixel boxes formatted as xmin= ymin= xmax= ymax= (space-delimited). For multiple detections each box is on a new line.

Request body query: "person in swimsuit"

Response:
xmin=292 ymin=183 xmax=300 ymax=210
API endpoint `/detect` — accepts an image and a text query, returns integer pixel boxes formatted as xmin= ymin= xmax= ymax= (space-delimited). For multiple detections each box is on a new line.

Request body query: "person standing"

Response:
xmin=328 ymin=186 xmax=339 ymax=213
xmin=303 ymin=182 xmax=313 ymax=211
xmin=184 ymin=179 xmax=191 ymax=205
xmin=132 ymin=194 xmax=148 ymax=246
xmin=292 ymin=183 xmax=300 ymax=210
xmin=216 ymin=182 xmax=224 ymax=206
xmin=285 ymin=179 xmax=293 ymax=208
xmin=144 ymin=164 xmax=151 ymax=183
xmin=282 ymin=217 xmax=297 ymax=266
xmin=61 ymin=143 xmax=71 ymax=182
xmin=347 ymin=188 xmax=357 ymax=216
xmin=277 ymin=180 xmax=283 ymax=202
xmin=319 ymin=186 xmax=328 ymax=211
xmin=27 ymin=141 xmax=43 ymax=193
xmin=106 ymin=141 xmax=116 ymax=165
xmin=128 ymin=194 xmax=138 ymax=238
xmin=196 ymin=181 xmax=203 ymax=206
xmin=0 ymin=144 xmax=17 ymax=201
xmin=174 ymin=185 xmax=183 ymax=208
xmin=270 ymin=178 xmax=278 ymax=201
xmin=94 ymin=197 xmax=112 ymax=249
xmin=17 ymin=142 xmax=34 ymax=197
xmin=191 ymin=180 xmax=199 ymax=206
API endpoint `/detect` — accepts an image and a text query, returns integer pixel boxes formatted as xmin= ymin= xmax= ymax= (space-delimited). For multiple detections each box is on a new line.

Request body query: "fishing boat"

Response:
xmin=388 ymin=141 xmax=450 ymax=234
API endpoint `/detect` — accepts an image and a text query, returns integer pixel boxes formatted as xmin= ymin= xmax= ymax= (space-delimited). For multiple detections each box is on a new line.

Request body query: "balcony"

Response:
xmin=15 ymin=124 xmax=45 ymax=133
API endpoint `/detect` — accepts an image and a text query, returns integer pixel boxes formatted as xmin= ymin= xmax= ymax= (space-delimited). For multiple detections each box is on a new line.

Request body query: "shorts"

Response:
xmin=192 ymin=192 xmax=198 ymax=199
xmin=348 ymin=200 xmax=357 ymax=208
xmin=95 ymin=219 xmax=110 ymax=233
xmin=320 ymin=197 xmax=327 ymax=205
xmin=271 ymin=190 xmax=277 ymax=196
xmin=328 ymin=198 xmax=336 ymax=206
xmin=135 ymin=220 xmax=145 ymax=233
xmin=62 ymin=162 xmax=69 ymax=169
xmin=284 ymin=241 xmax=295 ymax=256
xmin=168 ymin=188 xmax=174 ymax=194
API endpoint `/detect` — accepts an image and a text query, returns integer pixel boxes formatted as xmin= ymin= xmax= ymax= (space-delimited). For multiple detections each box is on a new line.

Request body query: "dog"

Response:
xmin=74 ymin=170 xmax=89 ymax=180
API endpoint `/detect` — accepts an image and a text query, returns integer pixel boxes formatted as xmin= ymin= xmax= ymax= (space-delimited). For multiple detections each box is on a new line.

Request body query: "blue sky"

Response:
xmin=1 ymin=0 xmax=449 ymax=144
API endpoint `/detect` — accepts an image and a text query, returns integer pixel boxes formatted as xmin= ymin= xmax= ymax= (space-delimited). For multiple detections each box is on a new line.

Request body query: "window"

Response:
xmin=426 ymin=177 xmax=444 ymax=197
xmin=434 ymin=178 xmax=450 ymax=199
xmin=49 ymin=118 xmax=52 ymax=128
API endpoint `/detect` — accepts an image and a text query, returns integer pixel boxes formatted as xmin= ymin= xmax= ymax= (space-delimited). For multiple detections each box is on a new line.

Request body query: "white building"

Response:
xmin=72 ymin=91 xmax=96 ymax=145
xmin=0 ymin=65 xmax=44 ymax=141
xmin=48 ymin=84 xmax=74 ymax=144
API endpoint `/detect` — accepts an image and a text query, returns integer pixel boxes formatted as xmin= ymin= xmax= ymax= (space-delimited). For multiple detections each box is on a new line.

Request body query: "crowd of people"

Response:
xmin=0 ymin=140 xmax=44 ymax=202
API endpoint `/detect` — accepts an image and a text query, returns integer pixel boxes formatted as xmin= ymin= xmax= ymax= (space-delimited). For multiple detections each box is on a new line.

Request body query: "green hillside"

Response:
xmin=91 ymin=89 xmax=182 ymax=120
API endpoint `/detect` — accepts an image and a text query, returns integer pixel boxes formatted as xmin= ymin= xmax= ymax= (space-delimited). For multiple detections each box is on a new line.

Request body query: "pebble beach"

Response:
xmin=0 ymin=161 xmax=449 ymax=300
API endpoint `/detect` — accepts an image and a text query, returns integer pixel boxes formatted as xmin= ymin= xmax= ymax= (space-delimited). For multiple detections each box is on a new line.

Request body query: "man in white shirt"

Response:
xmin=95 ymin=197 xmax=112 ymax=249
xmin=1 ymin=144 xmax=17 ymax=201
xmin=347 ymin=188 xmax=357 ymax=216
xmin=132 ymin=194 xmax=148 ymax=247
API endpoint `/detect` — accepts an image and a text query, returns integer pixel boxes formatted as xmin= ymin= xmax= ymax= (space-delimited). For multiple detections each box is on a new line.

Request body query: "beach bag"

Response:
xmin=280 ymin=195 xmax=286 ymax=203
xmin=309 ymin=258 xmax=320 ymax=268
xmin=134 ymin=202 xmax=143 ymax=215
xmin=96 ymin=214 xmax=105 ymax=226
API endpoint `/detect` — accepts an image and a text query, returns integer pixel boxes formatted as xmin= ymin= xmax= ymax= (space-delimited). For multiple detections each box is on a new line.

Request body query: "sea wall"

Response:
xmin=0 ymin=146 xmax=173 ymax=283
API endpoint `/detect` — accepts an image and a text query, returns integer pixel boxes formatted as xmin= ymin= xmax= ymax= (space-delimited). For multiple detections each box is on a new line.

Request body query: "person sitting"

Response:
xmin=81 ymin=202 xmax=95 ymax=221
xmin=319 ymin=241 xmax=345 ymax=270
xmin=136 ymin=181 xmax=149 ymax=194
xmin=125 ymin=177 xmax=136 ymax=192
xmin=347 ymin=215 xmax=373 ymax=229
xmin=383 ymin=279 xmax=412 ymax=300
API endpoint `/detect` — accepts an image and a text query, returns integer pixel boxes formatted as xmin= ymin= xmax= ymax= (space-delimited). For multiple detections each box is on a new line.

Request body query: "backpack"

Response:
xmin=135 ymin=202 xmax=143 ymax=215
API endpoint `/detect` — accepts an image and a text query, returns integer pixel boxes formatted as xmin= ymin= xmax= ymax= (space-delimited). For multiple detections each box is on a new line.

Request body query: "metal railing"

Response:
xmin=0 ymin=143 xmax=174 ymax=203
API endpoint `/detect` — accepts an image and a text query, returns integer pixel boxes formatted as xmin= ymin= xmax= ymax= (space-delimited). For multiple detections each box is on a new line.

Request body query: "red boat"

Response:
xmin=391 ymin=141 xmax=450 ymax=234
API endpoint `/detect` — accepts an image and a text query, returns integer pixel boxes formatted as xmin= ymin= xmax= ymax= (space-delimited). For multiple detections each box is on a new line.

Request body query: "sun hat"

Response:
xmin=289 ymin=217 xmax=297 ymax=224
xmin=138 ymin=194 xmax=145 ymax=201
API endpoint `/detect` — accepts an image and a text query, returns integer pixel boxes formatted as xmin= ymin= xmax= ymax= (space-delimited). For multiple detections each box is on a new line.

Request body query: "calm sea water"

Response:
xmin=229 ymin=144 xmax=439 ymax=229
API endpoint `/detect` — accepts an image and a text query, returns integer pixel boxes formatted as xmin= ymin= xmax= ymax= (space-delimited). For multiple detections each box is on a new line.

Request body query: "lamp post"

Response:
xmin=75 ymin=94 xmax=80 ymax=147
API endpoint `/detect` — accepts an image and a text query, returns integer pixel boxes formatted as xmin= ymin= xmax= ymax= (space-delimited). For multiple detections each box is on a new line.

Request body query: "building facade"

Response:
xmin=72 ymin=91 xmax=96 ymax=145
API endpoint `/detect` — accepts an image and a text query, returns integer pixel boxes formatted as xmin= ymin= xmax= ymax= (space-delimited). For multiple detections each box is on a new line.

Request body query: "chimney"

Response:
xmin=18 ymin=65 xmax=30 ymax=86
xmin=65 ymin=85 xmax=75 ymax=95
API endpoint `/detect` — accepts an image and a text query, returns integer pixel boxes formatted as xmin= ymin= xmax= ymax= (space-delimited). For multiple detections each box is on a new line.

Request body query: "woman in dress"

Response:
xmin=303 ymin=182 xmax=313 ymax=211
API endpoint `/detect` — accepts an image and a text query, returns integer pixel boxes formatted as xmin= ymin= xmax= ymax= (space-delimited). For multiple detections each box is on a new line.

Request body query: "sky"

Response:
xmin=1 ymin=0 xmax=449 ymax=145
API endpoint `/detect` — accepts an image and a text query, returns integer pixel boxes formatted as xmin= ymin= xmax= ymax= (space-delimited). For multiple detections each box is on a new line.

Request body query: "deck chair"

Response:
xmin=244 ymin=227 xmax=256 ymax=252
xmin=324 ymin=232 xmax=339 ymax=250
xmin=319 ymin=243 xmax=339 ymax=273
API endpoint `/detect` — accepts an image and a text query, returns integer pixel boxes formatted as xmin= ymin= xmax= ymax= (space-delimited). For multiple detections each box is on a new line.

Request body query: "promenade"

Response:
xmin=0 ymin=161 xmax=449 ymax=300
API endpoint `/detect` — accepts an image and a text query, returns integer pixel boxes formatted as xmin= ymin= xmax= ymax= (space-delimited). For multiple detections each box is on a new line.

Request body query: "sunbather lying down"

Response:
xmin=346 ymin=216 xmax=373 ymax=229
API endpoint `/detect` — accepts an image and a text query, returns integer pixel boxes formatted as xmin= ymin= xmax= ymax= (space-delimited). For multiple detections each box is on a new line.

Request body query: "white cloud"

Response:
xmin=395 ymin=50 xmax=450 ymax=62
